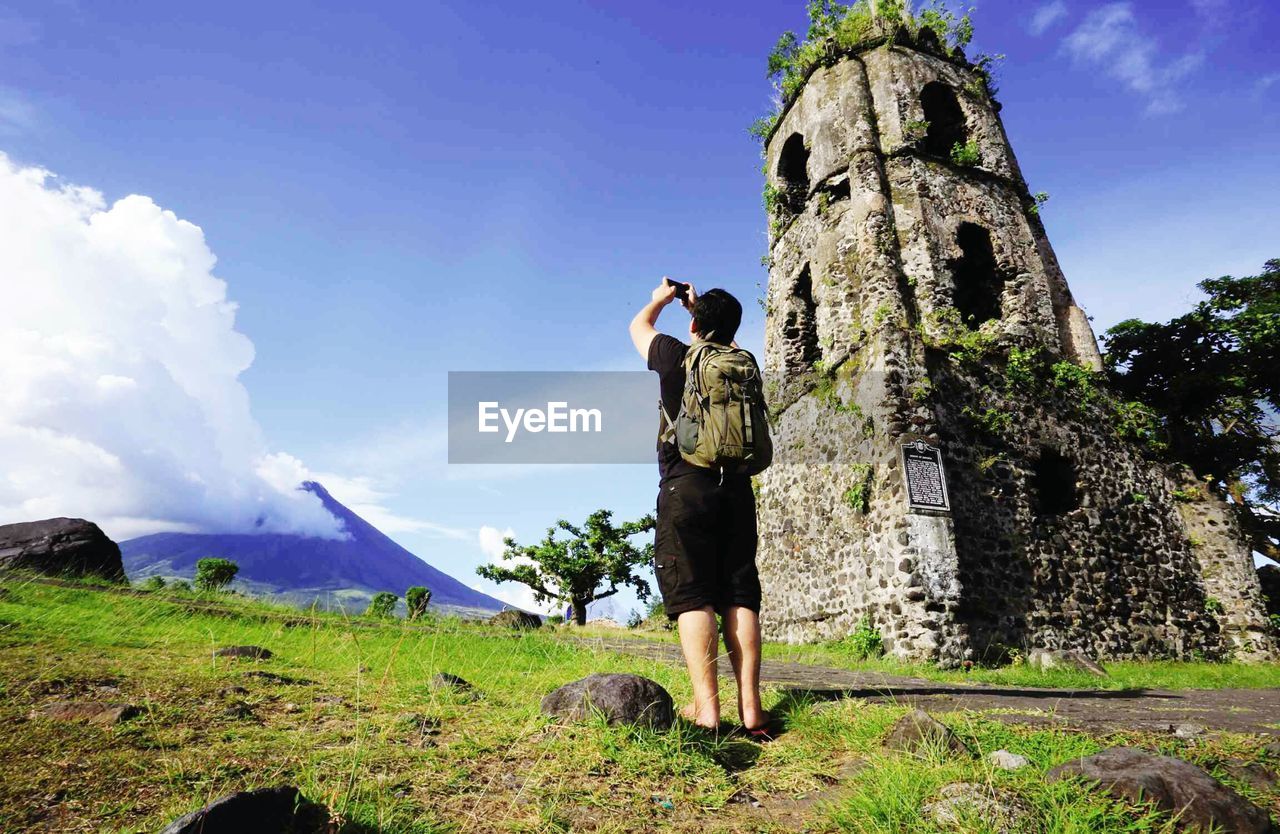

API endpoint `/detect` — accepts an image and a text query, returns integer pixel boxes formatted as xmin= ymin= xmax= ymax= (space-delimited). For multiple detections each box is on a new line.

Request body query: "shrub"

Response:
xmin=365 ymin=592 xmax=398 ymax=618
xmin=142 ymin=575 xmax=166 ymax=592
xmin=949 ymin=139 xmax=980 ymax=166
xmin=170 ymin=580 xmax=192 ymax=594
xmin=193 ymin=558 xmax=239 ymax=593
xmin=837 ymin=614 xmax=885 ymax=660
xmin=405 ymin=586 xmax=432 ymax=620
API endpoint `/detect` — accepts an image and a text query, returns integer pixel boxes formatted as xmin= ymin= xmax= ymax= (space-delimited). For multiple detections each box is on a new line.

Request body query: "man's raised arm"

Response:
xmin=629 ymin=278 xmax=679 ymax=361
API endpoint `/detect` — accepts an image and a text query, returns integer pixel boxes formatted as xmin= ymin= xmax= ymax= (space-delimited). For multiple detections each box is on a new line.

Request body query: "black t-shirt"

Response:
xmin=647 ymin=333 xmax=703 ymax=482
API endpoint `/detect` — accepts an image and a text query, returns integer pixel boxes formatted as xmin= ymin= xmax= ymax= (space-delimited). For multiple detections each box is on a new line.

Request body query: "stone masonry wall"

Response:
xmin=755 ymin=32 xmax=1275 ymax=663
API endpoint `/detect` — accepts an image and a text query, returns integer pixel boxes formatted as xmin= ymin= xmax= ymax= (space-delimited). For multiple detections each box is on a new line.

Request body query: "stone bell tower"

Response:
xmin=754 ymin=24 xmax=1275 ymax=664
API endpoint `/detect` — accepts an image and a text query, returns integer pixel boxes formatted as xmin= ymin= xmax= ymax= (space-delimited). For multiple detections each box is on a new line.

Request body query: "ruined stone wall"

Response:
xmin=756 ymin=33 xmax=1275 ymax=663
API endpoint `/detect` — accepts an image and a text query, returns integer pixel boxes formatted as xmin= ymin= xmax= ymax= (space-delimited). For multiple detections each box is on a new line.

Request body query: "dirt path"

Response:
xmin=574 ymin=635 xmax=1280 ymax=737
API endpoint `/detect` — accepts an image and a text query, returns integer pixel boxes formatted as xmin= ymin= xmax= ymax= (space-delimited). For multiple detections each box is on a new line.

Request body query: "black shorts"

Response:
xmin=653 ymin=470 xmax=761 ymax=619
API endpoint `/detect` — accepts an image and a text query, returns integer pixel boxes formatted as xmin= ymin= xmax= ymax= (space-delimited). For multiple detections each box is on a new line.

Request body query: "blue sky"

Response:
xmin=0 ymin=0 xmax=1276 ymax=614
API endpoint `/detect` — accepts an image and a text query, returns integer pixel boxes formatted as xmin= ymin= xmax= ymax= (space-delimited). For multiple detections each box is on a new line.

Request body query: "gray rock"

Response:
xmin=988 ymin=749 xmax=1031 ymax=770
xmin=541 ymin=673 xmax=674 ymax=731
xmin=1048 ymin=747 xmax=1275 ymax=833
xmin=489 ymin=609 xmax=542 ymax=630
xmin=1262 ymin=741 xmax=1280 ymax=759
xmin=158 ymin=786 xmax=328 ymax=834
xmin=1027 ymin=648 xmax=1107 ymax=676
xmin=921 ymin=782 xmax=1036 ymax=833
xmin=214 ymin=645 xmax=273 ymax=660
xmin=882 ymin=709 xmax=970 ymax=756
xmin=432 ymin=673 xmax=480 ymax=701
xmin=1173 ymin=722 xmax=1207 ymax=739
xmin=0 ymin=518 xmax=125 ymax=581
xmin=36 ymin=700 xmax=138 ymax=726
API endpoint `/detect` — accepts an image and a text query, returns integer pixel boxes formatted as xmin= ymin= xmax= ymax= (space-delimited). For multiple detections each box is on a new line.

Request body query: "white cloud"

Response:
xmin=1063 ymin=3 xmax=1203 ymax=115
xmin=478 ymin=524 xmax=516 ymax=561
xmin=1028 ymin=1 xmax=1068 ymax=36
xmin=0 ymin=154 xmax=346 ymax=541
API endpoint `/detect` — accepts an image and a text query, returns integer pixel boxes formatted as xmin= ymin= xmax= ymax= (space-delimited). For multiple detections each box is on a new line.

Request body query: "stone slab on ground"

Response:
xmin=574 ymin=636 xmax=1280 ymax=736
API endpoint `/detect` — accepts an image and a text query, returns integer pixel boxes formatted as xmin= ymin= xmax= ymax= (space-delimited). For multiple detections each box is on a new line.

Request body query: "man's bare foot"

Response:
xmin=681 ymin=703 xmax=720 ymax=730
xmin=739 ymin=706 xmax=769 ymax=732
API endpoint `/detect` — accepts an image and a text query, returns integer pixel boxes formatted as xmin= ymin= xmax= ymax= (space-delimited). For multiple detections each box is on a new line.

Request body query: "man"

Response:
xmin=628 ymin=277 xmax=766 ymax=733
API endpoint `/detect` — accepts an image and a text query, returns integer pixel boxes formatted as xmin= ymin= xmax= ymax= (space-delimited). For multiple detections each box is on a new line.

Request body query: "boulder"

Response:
xmin=158 ymin=786 xmax=328 ymax=834
xmin=882 ymin=709 xmax=970 ymax=756
xmin=921 ymin=783 xmax=1036 ymax=833
xmin=1048 ymin=747 xmax=1276 ymax=833
xmin=1027 ymin=648 xmax=1107 ymax=677
xmin=0 ymin=518 xmax=125 ymax=581
xmin=36 ymin=700 xmax=138 ymax=726
xmin=988 ymin=749 xmax=1031 ymax=771
xmin=489 ymin=609 xmax=542 ymax=630
xmin=541 ymin=673 xmax=674 ymax=731
xmin=1259 ymin=565 xmax=1280 ymax=617
xmin=214 ymin=645 xmax=273 ymax=660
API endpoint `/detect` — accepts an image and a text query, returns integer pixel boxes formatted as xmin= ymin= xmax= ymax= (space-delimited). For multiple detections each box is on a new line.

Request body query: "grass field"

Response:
xmin=1 ymin=578 xmax=1277 ymax=833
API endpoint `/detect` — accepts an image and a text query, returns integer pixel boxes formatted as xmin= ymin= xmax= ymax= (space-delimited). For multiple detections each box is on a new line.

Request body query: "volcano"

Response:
xmin=120 ymin=481 xmax=508 ymax=615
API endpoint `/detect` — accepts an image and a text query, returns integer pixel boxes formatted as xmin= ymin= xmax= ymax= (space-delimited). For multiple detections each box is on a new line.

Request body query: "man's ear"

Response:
xmin=688 ymin=318 xmax=698 ymax=336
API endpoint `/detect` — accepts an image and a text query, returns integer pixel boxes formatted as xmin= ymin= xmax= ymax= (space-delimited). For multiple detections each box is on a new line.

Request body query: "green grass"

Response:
xmin=0 ymin=578 xmax=1277 ymax=832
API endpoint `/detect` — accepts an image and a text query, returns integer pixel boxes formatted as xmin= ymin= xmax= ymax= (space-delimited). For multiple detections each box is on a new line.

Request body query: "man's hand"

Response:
xmin=652 ymin=278 xmax=678 ymax=306
xmin=681 ymin=281 xmax=697 ymax=312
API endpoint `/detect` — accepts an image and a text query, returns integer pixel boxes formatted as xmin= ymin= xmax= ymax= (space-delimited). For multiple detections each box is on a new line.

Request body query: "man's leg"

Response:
xmin=676 ymin=605 xmax=720 ymax=728
xmin=722 ymin=606 xmax=765 ymax=730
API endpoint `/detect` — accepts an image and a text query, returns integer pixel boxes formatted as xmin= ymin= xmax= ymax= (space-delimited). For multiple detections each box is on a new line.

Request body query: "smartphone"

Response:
xmin=667 ymin=279 xmax=691 ymax=301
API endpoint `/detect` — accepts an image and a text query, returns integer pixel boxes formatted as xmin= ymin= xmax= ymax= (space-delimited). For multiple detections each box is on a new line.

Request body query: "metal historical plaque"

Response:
xmin=901 ymin=440 xmax=950 ymax=512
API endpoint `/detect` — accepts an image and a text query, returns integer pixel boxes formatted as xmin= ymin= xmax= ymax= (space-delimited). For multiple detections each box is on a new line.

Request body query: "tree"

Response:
xmin=193 ymin=558 xmax=239 ymax=593
xmin=365 ymin=592 xmax=398 ymax=618
xmin=1103 ymin=258 xmax=1279 ymax=560
xmin=142 ymin=575 xmax=166 ymax=592
xmin=476 ymin=509 xmax=655 ymax=626
xmin=405 ymin=586 xmax=432 ymax=620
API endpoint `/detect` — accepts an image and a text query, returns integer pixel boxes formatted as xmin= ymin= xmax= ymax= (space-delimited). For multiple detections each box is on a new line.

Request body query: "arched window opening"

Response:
xmin=920 ymin=81 xmax=968 ymax=158
xmin=777 ymin=133 xmax=810 ymax=213
xmin=783 ymin=264 xmax=821 ymax=375
xmin=948 ymin=223 xmax=1005 ymax=328
xmin=1032 ymin=448 xmax=1079 ymax=516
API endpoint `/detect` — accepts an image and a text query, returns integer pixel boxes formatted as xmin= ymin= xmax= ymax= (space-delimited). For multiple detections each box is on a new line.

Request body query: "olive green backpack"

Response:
xmin=660 ymin=340 xmax=773 ymax=477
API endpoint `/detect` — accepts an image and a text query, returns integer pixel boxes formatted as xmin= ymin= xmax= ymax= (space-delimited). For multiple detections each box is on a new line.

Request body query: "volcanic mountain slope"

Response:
xmin=121 ymin=481 xmax=508 ymax=614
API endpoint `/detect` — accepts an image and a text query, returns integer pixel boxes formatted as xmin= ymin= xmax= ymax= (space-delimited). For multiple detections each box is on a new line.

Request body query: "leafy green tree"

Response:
xmin=476 ymin=509 xmax=655 ymax=626
xmin=405 ymin=586 xmax=432 ymax=620
xmin=142 ymin=575 xmax=166 ymax=592
xmin=365 ymin=592 xmax=398 ymax=618
xmin=193 ymin=558 xmax=239 ymax=593
xmin=1103 ymin=259 xmax=1279 ymax=560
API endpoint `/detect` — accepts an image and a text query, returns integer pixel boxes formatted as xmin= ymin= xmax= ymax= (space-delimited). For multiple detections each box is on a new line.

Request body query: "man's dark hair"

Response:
xmin=692 ymin=289 xmax=742 ymax=344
